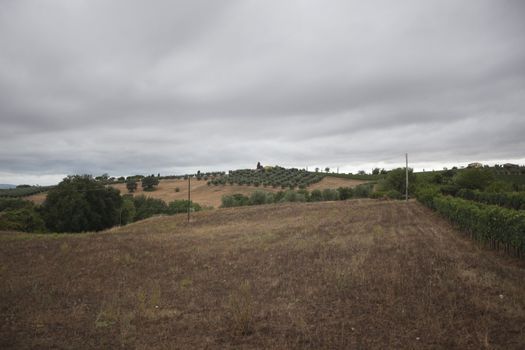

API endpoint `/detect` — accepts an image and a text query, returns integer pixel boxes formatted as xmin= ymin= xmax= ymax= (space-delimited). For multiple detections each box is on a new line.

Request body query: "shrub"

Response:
xmin=221 ymin=194 xmax=250 ymax=208
xmin=133 ymin=195 xmax=168 ymax=221
xmin=310 ymin=189 xmax=323 ymax=202
xmin=322 ymin=189 xmax=339 ymax=201
xmin=249 ymin=191 xmax=267 ymax=205
xmin=337 ymin=187 xmax=353 ymax=200
xmin=167 ymin=200 xmax=201 ymax=214
xmin=120 ymin=195 xmax=136 ymax=225
xmin=386 ymin=189 xmax=403 ymax=200
xmin=454 ymin=168 xmax=495 ymax=190
xmin=353 ymin=183 xmax=373 ymax=198
xmin=0 ymin=207 xmax=46 ymax=232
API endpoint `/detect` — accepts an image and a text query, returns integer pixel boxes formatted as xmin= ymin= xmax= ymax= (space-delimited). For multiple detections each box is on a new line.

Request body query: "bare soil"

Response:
xmin=1 ymin=200 xmax=524 ymax=349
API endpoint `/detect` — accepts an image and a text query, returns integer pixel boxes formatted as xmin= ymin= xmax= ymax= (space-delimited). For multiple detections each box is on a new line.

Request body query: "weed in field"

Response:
xmin=333 ymin=267 xmax=353 ymax=298
xmin=95 ymin=301 xmax=119 ymax=329
xmin=228 ymin=280 xmax=254 ymax=335
xmin=179 ymin=277 xmax=192 ymax=289
xmin=59 ymin=242 xmax=70 ymax=254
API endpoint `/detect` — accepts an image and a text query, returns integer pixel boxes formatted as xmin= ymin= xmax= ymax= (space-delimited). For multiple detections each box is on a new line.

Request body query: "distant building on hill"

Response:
xmin=467 ymin=162 xmax=483 ymax=168
xmin=503 ymin=163 xmax=519 ymax=169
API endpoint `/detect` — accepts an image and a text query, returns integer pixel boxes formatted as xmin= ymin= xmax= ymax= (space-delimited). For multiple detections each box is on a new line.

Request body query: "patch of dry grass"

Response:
xmin=1 ymin=200 xmax=525 ymax=349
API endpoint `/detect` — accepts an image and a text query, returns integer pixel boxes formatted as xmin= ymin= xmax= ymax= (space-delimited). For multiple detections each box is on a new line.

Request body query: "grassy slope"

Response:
xmin=1 ymin=200 xmax=525 ymax=349
xmin=23 ymin=176 xmax=369 ymax=207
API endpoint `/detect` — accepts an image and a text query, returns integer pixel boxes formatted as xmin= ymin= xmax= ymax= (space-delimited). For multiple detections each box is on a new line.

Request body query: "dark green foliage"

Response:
xmin=310 ymin=189 xmax=323 ymax=202
xmin=41 ymin=175 xmax=122 ymax=233
xmin=454 ymin=168 xmax=494 ymax=190
xmin=0 ymin=185 xmax=54 ymax=198
xmin=322 ymin=189 xmax=339 ymax=201
xmin=337 ymin=187 xmax=353 ymax=200
xmin=221 ymin=194 xmax=251 ymax=208
xmin=126 ymin=179 xmax=138 ymax=193
xmin=249 ymin=191 xmax=267 ymax=205
xmin=133 ymin=195 xmax=168 ymax=221
xmin=386 ymin=189 xmax=403 ymax=200
xmin=440 ymin=184 xmax=460 ymax=196
xmin=456 ymin=189 xmax=525 ymax=210
xmin=141 ymin=175 xmax=159 ymax=191
xmin=167 ymin=200 xmax=201 ymax=214
xmin=0 ymin=198 xmax=34 ymax=212
xmin=417 ymin=193 xmax=525 ymax=256
xmin=120 ymin=195 xmax=136 ymax=225
xmin=385 ymin=168 xmax=416 ymax=194
xmin=0 ymin=199 xmax=46 ymax=232
xmin=353 ymin=183 xmax=373 ymax=198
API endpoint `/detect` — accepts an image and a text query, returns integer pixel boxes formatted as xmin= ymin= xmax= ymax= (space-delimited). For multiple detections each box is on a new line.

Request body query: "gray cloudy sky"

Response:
xmin=1 ymin=0 xmax=524 ymax=185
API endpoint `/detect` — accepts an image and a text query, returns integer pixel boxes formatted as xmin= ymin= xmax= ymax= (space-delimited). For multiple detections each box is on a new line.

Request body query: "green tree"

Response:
xmin=126 ymin=178 xmax=138 ymax=193
xmin=385 ymin=168 xmax=416 ymax=194
xmin=41 ymin=175 xmax=122 ymax=233
xmin=141 ymin=175 xmax=159 ymax=191
xmin=454 ymin=168 xmax=495 ymax=190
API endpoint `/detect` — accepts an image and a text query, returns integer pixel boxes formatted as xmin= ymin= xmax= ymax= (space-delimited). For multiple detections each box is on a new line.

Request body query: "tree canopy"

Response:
xmin=41 ymin=175 xmax=122 ymax=232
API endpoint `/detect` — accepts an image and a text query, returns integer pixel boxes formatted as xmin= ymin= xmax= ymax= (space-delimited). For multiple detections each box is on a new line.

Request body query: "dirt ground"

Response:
xmin=1 ymin=199 xmax=524 ymax=349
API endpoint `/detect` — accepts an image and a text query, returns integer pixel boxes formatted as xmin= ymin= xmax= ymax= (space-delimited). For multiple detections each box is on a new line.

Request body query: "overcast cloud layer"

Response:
xmin=1 ymin=0 xmax=524 ymax=185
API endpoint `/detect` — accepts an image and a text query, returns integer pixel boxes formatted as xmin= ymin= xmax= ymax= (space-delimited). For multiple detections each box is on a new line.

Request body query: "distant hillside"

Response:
xmin=0 ymin=184 xmax=16 ymax=189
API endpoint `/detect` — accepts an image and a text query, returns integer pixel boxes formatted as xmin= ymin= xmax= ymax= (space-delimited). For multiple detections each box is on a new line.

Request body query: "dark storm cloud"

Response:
xmin=1 ymin=0 xmax=524 ymax=184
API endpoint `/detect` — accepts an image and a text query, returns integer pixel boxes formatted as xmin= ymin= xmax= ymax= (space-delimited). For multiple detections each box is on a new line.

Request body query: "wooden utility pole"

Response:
xmin=405 ymin=153 xmax=409 ymax=202
xmin=187 ymin=175 xmax=191 ymax=222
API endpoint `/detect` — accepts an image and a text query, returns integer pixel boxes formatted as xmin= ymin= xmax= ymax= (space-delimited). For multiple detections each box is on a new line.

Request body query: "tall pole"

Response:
xmin=187 ymin=175 xmax=191 ymax=222
xmin=405 ymin=153 xmax=409 ymax=202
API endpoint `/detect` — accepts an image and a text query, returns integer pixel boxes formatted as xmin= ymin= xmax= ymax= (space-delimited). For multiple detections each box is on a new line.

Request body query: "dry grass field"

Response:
xmin=110 ymin=176 xmax=367 ymax=208
xmin=1 ymin=199 xmax=524 ymax=349
xmin=23 ymin=176 xmax=367 ymax=207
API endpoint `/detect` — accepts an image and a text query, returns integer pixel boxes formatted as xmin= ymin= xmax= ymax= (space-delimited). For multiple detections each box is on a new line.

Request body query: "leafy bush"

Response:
xmin=322 ymin=189 xmax=339 ymax=201
xmin=121 ymin=195 xmax=136 ymax=225
xmin=386 ymin=189 xmax=403 ymax=200
xmin=385 ymin=168 xmax=416 ymax=194
xmin=221 ymin=194 xmax=250 ymax=208
xmin=133 ymin=195 xmax=168 ymax=221
xmin=454 ymin=168 xmax=494 ymax=190
xmin=167 ymin=200 xmax=201 ymax=214
xmin=0 ymin=198 xmax=34 ymax=212
xmin=337 ymin=187 xmax=353 ymax=200
xmin=353 ymin=183 xmax=373 ymax=198
xmin=42 ymin=175 xmax=122 ymax=233
xmin=310 ymin=189 xmax=323 ymax=202
xmin=0 ymin=207 xmax=46 ymax=232
xmin=249 ymin=191 xmax=267 ymax=205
